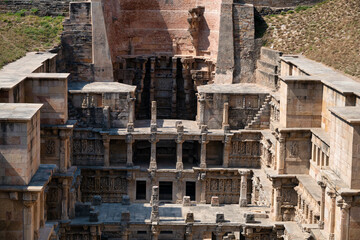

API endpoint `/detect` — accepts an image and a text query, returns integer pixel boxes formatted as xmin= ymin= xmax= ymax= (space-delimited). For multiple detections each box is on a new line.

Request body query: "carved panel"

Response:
xmin=229 ymin=141 xmax=261 ymax=167
xmin=205 ymin=174 xmax=241 ymax=204
xmin=80 ymin=169 xmax=128 ymax=203
xmin=73 ymin=130 xmax=104 ymax=166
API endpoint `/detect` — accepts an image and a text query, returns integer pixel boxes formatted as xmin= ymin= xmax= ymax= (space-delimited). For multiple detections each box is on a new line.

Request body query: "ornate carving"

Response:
xmin=290 ymin=142 xmax=298 ymax=157
xmin=45 ymin=139 xmax=56 ymax=155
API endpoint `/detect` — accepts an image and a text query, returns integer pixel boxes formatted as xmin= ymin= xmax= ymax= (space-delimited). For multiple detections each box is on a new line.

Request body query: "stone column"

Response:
xmin=317 ymin=181 xmax=326 ymax=229
xmin=328 ymin=190 xmax=337 ymax=240
xmin=61 ymin=179 xmax=69 ymax=220
xmin=277 ymin=134 xmax=285 ymax=174
xmin=150 ymin=186 xmax=159 ymax=222
xmin=121 ymin=230 xmax=129 ymax=240
xmin=103 ymin=136 xmax=110 ymax=167
xmin=337 ymin=199 xmax=351 ymax=240
xmin=40 ymin=191 xmax=45 ymax=227
xmin=126 ymin=134 xmax=134 ymax=167
xmin=311 ymin=142 xmax=316 ymax=162
xmin=171 ymin=58 xmax=177 ymax=118
xmin=149 ymin=134 xmax=158 ymax=170
xmin=223 ymin=134 xmax=232 ymax=167
xmin=239 ymin=170 xmax=250 ymax=207
xmin=150 ymin=58 xmax=156 ymax=102
xmin=23 ymin=201 xmax=34 ymax=240
xmin=199 ymin=172 xmax=206 ymax=204
xmin=59 ymin=130 xmax=70 ymax=173
xmin=272 ymin=180 xmax=282 ymax=221
xmin=222 ymin=102 xmax=230 ymax=131
xmin=127 ymin=94 xmax=136 ymax=132
xmin=33 ymin=193 xmax=40 ymax=239
xmin=151 ymin=101 xmax=157 ymax=132
xmin=316 ymin=147 xmax=320 ymax=166
xmin=200 ymin=133 xmax=208 ymax=168
xmin=185 ymin=224 xmax=193 ymax=240
xmin=151 ymin=225 xmax=159 ymax=240
xmin=176 ymin=135 xmax=184 ymax=170
xmin=23 ymin=193 xmax=37 ymax=240
xmin=198 ymin=93 xmax=205 ymax=126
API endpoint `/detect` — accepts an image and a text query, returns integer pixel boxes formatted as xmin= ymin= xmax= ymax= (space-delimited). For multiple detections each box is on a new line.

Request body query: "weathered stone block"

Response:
xmin=183 ymin=196 xmax=191 ymax=206
xmin=122 ymin=195 xmax=130 ymax=205
xmin=92 ymin=195 xmax=102 ymax=206
xmin=185 ymin=212 xmax=194 ymax=223
xmin=89 ymin=210 xmax=99 ymax=222
xmin=211 ymin=196 xmax=220 ymax=207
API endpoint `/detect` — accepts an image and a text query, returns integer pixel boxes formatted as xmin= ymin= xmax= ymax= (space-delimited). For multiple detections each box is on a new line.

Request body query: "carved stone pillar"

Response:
xmin=121 ymin=230 xmax=129 ymax=240
xmin=149 ymin=134 xmax=158 ymax=170
xmin=151 ymin=101 xmax=157 ymax=132
xmin=176 ymin=134 xmax=184 ymax=170
xmin=277 ymin=134 xmax=285 ymax=174
xmin=126 ymin=134 xmax=134 ymax=167
xmin=199 ymin=172 xmax=206 ymax=204
xmin=23 ymin=193 xmax=37 ymax=240
xmin=69 ymin=188 xmax=76 ymax=219
xmin=181 ymin=59 xmax=193 ymax=118
xmin=23 ymin=202 xmax=34 ymax=240
xmin=59 ymin=130 xmax=71 ymax=173
xmin=272 ymin=180 xmax=282 ymax=221
xmin=328 ymin=190 xmax=337 ymax=240
xmin=150 ymin=186 xmax=159 ymax=222
xmin=197 ymin=93 xmax=205 ymax=127
xmin=185 ymin=224 xmax=193 ymax=240
xmin=239 ymin=170 xmax=250 ymax=207
xmin=222 ymin=102 xmax=230 ymax=131
xmin=61 ymin=179 xmax=69 ymax=220
xmin=151 ymin=225 xmax=159 ymax=240
xmin=150 ymin=58 xmax=156 ymax=102
xmin=337 ymin=199 xmax=351 ymax=240
xmin=127 ymin=94 xmax=136 ymax=132
xmin=317 ymin=181 xmax=326 ymax=229
xmin=311 ymin=142 xmax=316 ymax=162
xmin=40 ymin=191 xmax=45 ymax=227
xmin=103 ymin=136 xmax=110 ymax=167
xmin=199 ymin=133 xmax=208 ymax=168
xmin=171 ymin=58 xmax=177 ymax=118
xmin=222 ymin=134 xmax=232 ymax=167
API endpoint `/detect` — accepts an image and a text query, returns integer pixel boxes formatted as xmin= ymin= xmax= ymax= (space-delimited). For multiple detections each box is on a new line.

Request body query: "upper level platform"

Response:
xmin=0 ymin=52 xmax=56 ymax=90
xmin=0 ymin=103 xmax=42 ymax=121
xmin=198 ymin=83 xmax=271 ymax=94
xmin=281 ymin=55 xmax=360 ymax=97
xmin=68 ymin=81 xmax=136 ymax=94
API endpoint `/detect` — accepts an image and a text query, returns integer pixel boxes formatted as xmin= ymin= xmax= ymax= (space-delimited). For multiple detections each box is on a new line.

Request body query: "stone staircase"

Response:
xmin=255 ymin=48 xmax=282 ymax=90
xmin=245 ymin=94 xmax=271 ymax=130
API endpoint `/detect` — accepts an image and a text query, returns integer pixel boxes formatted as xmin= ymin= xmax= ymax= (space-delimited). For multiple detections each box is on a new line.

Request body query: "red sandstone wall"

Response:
xmin=102 ymin=0 xmax=221 ymax=60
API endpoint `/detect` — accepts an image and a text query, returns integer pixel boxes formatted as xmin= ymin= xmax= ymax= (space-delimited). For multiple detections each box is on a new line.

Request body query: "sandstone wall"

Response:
xmin=0 ymin=111 xmax=40 ymax=185
xmin=61 ymin=2 xmax=93 ymax=82
xmin=102 ymin=0 xmax=221 ymax=60
xmin=25 ymin=75 xmax=68 ymax=125
xmin=329 ymin=113 xmax=359 ymax=188
xmin=279 ymin=80 xmax=323 ymax=128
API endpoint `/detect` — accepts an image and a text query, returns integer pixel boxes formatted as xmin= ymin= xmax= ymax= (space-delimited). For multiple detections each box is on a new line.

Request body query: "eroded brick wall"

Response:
xmin=0 ymin=0 xmax=73 ymax=16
